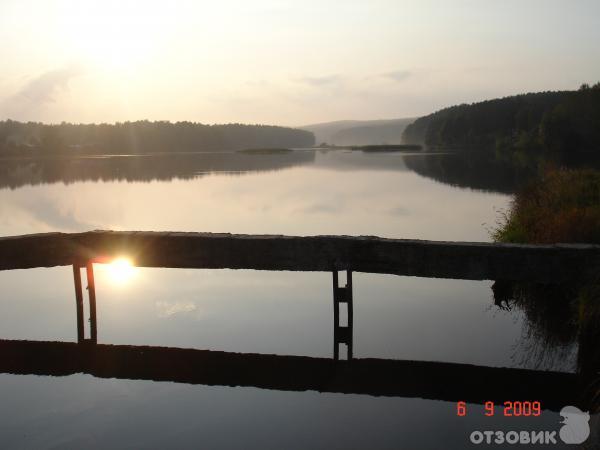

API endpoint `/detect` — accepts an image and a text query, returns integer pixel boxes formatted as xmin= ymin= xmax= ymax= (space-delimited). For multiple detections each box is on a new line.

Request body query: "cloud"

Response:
xmin=16 ymin=65 xmax=83 ymax=104
xmin=0 ymin=64 xmax=84 ymax=119
xmin=299 ymin=202 xmax=342 ymax=214
xmin=245 ymin=79 xmax=271 ymax=88
xmin=387 ymin=205 xmax=410 ymax=216
xmin=155 ymin=300 xmax=197 ymax=318
xmin=298 ymin=75 xmax=342 ymax=87
xmin=382 ymin=70 xmax=413 ymax=82
xmin=8 ymin=192 xmax=97 ymax=232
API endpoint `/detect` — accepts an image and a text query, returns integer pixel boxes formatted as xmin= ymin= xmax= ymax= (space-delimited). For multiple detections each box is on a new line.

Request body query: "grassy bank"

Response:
xmin=493 ymin=168 xmax=600 ymax=244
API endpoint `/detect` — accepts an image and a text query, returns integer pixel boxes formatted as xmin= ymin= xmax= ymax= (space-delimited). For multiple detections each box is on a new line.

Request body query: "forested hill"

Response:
xmin=0 ymin=120 xmax=315 ymax=154
xmin=402 ymin=84 xmax=600 ymax=161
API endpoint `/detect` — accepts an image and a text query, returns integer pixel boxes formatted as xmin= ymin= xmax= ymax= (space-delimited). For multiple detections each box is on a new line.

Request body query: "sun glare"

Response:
xmin=106 ymin=257 xmax=137 ymax=284
xmin=61 ymin=2 xmax=162 ymax=71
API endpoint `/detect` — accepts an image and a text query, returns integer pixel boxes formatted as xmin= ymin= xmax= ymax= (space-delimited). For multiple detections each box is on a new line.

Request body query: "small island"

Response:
xmin=351 ymin=144 xmax=422 ymax=152
xmin=236 ymin=148 xmax=294 ymax=155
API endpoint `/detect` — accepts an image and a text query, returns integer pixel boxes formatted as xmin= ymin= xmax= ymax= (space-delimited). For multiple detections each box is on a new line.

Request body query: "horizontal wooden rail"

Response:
xmin=0 ymin=231 xmax=599 ymax=282
xmin=0 ymin=340 xmax=584 ymax=411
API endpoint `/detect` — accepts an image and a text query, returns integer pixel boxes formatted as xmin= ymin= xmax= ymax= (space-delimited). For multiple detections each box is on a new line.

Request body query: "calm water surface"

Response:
xmin=0 ymin=150 xmax=584 ymax=449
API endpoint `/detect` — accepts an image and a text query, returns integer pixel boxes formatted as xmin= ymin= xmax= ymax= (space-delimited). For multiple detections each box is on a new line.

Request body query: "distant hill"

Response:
xmin=0 ymin=120 xmax=315 ymax=155
xmin=402 ymin=84 xmax=600 ymax=163
xmin=301 ymin=118 xmax=415 ymax=146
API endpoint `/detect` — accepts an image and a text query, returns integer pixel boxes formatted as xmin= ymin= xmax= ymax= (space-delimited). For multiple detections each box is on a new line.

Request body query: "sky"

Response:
xmin=0 ymin=0 xmax=599 ymax=126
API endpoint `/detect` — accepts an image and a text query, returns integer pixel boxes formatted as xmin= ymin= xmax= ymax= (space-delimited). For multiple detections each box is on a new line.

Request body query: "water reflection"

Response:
xmin=0 ymin=149 xmax=529 ymax=194
xmin=492 ymin=279 xmax=600 ymax=381
xmin=46 ymin=260 xmax=600 ymax=415
xmin=102 ymin=257 xmax=137 ymax=285
xmin=0 ymin=339 xmax=583 ymax=413
xmin=1 ymin=149 xmax=596 ymax=448
xmin=0 ymin=151 xmax=510 ymax=240
xmin=0 ymin=151 xmax=316 ymax=190
xmin=2 ymin=253 xmax=597 ymax=413
xmin=403 ymin=152 xmax=533 ymax=194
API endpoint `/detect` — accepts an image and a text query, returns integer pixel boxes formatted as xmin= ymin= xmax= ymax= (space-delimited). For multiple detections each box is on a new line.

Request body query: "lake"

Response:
xmin=0 ymin=150 xmax=590 ymax=449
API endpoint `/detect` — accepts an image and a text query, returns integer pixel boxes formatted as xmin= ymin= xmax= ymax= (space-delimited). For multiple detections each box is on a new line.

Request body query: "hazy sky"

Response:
xmin=0 ymin=0 xmax=599 ymax=126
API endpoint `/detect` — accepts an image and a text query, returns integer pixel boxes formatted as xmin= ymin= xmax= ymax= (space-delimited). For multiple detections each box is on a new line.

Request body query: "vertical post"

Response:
xmin=332 ymin=270 xmax=340 ymax=360
xmin=73 ymin=264 xmax=84 ymax=343
xmin=72 ymin=261 xmax=99 ymax=344
xmin=86 ymin=261 xmax=97 ymax=344
xmin=347 ymin=270 xmax=353 ymax=359
xmin=332 ymin=269 xmax=353 ymax=360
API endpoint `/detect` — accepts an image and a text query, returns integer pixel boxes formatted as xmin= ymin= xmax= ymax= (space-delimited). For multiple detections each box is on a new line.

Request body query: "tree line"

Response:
xmin=402 ymin=84 xmax=600 ymax=164
xmin=0 ymin=120 xmax=315 ymax=155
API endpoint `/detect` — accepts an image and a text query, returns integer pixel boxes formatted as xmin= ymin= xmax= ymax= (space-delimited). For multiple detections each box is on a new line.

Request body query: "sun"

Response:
xmin=105 ymin=257 xmax=137 ymax=284
xmin=61 ymin=2 xmax=160 ymax=72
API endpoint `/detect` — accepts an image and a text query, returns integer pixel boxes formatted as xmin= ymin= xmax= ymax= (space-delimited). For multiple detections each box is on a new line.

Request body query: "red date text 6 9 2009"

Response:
xmin=456 ymin=401 xmax=541 ymax=417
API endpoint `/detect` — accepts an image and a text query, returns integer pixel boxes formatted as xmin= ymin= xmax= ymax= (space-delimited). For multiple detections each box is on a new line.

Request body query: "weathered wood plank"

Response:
xmin=0 ymin=231 xmax=598 ymax=282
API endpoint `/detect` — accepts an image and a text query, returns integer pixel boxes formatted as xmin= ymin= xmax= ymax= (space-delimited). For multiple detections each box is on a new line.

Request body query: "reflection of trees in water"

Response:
xmin=492 ymin=278 xmax=600 ymax=411
xmin=0 ymin=151 xmax=316 ymax=189
xmin=493 ymin=282 xmax=578 ymax=347
xmin=512 ymin=327 xmax=577 ymax=374
xmin=494 ymin=280 xmax=579 ymax=371
xmin=577 ymin=275 xmax=600 ymax=380
xmin=404 ymin=151 xmax=600 ymax=195
xmin=403 ymin=152 xmax=535 ymax=194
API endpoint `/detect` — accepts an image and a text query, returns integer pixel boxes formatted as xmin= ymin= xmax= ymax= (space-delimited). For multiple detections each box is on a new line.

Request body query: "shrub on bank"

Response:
xmin=493 ymin=168 xmax=600 ymax=244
